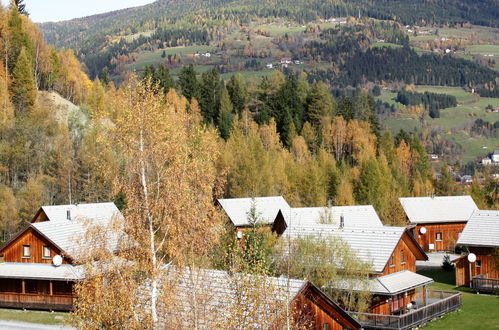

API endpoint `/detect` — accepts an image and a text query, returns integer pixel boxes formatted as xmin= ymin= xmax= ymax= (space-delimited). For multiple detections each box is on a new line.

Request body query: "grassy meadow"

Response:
xmin=378 ymin=86 xmax=499 ymax=162
xmin=0 ymin=308 xmax=68 ymax=325
xmin=417 ymin=268 xmax=499 ymax=330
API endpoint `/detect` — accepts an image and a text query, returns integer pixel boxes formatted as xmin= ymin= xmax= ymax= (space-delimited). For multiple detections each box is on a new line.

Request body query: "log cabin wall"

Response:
xmin=369 ymin=290 xmax=417 ymax=315
xmin=291 ymin=287 xmax=360 ymax=330
xmin=414 ymin=222 xmax=466 ymax=252
xmin=455 ymin=247 xmax=499 ymax=286
xmin=380 ymin=233 xmax=419 ymax=276
xmin=31 ymin=210 xmax=49 ymax=223
xmin=0 ymin=228 xmax=66 ymax=264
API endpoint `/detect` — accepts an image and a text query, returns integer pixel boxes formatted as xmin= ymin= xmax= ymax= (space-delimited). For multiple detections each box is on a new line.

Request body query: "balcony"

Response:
xmin=0 ymin=292 xmax=74 ymax=311
xmin=348 ymin=290 xmax=462 ymax=330
xmin=472 ymin=275 xmax=499 ymax=294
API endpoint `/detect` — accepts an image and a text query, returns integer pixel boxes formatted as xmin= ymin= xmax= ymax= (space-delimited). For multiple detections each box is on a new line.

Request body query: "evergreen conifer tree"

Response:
xmin=11 ymin=47 xmax=36 ymax=113
xmin=218 ymin=87 xmax=234 ymax=140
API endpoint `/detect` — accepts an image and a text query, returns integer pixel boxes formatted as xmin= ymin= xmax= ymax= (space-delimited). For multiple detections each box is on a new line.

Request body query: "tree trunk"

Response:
xmin=139 ymin=128 xmax=159 ymax=327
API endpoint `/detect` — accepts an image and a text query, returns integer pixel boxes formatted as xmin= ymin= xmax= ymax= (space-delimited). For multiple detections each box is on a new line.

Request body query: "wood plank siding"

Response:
xmin=455 ymin=247 xmax=499 ymax=287
xmin=0 ymin=228 xmax=66 ymax=264
xmin=381 ymin=233 xmax=421 ymax=276
xmin=369 ymin=290 xmax=417 ymax=315
xmin=412 ymin=223 xmax=466 ymax=252
xmin=293 ymin=284 xmax=360 ymax=329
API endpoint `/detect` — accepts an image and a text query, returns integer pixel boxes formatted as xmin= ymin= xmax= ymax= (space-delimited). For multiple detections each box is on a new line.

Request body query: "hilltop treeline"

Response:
xmin=395 ymin=90 xmax=457 ymax=118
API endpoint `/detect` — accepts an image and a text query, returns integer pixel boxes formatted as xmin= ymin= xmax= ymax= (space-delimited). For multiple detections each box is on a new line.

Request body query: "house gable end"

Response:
xmin=0 ymin=227 xmax=66 ymax=264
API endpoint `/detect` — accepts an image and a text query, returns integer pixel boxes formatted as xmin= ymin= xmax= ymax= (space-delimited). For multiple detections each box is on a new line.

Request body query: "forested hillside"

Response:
xmin=39 ymin=0 xmax=499 ymax=77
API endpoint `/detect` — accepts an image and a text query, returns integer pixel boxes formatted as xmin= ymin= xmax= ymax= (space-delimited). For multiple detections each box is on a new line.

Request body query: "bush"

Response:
xmin=442 ymin=254 xmax=454 ymax=272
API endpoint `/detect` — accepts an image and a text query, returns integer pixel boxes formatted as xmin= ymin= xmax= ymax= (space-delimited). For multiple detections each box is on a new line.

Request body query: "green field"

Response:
xmin=371 ymin=42 xmax=403 ymax=49
xmin=378 ymin=86 xmax=499 ymax=162
xmin=0 ymin=308 xmax=68 ymax=325
xmin=414 ymin=86 xmax=478 ymax=104
xmin=417 ymin=269 xmax=499 ymax=329
xmin=127 ymin=45 xmax=214 ymax=71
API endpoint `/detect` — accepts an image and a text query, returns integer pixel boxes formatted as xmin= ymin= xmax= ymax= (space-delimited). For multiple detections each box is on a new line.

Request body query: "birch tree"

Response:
xmin=111 ymin=79 xmax=222 ymax=327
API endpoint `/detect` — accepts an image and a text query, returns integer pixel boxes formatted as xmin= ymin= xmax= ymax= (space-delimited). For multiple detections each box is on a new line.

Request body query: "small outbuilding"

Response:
xmin=454 ymin=210 xmax=499 ymax=292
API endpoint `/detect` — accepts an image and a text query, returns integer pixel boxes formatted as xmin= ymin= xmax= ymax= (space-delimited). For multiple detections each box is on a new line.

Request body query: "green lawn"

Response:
xmin=417 ymin=268 xmax=499 ymax=329
xmin=0 ymin=308 xmax=68 ymax=325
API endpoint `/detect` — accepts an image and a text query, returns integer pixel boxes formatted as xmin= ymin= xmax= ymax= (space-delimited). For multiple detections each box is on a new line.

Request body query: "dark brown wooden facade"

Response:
xmin=410 ymin=222 xmax=466 ymax=252
xmin=454 ymin=247 xmax=499 ymax=287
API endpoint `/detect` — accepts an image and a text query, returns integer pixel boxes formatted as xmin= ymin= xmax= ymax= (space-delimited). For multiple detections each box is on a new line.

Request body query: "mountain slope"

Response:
xmin=39 ymin=0 xmax=499 ymax=78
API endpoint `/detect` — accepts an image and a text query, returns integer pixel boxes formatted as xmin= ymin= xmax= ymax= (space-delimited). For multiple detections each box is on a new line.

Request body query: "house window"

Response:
xmin=390 ymin=255 xmax=395 ymax=267
xmin=401 ymin=249 xmax=405 ymax=264
xmin=22 ymin=245 xmax=31 ymax=258
xmin=436 ymin=232 xmax=443 ymax=241
xmin=42 ymin=246 xmax=51 ymax=259
xmin=476 ymin=260 xmax=481 ymax=268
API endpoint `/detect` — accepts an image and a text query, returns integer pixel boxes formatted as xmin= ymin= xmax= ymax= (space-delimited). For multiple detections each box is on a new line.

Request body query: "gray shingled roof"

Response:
xmin=334 ymin=270 xmax=433 ymax=295
xmin=29 ymin=202 xmax=123 ymax=258
xmin=399 ymin=196 xmax=478 ymax=224
xmin=288 ymin=205 xmax=383 ymax=228
xmin=218 ymin=196 xmax=291 ymax=227
xmin=457 ymin=210 xmax=499 ymax=248
xmin=40 ymin=202 xmax=120 ymax=223
xmin=0 ymin=262 xmax=82 ymax=281
xmin=283 ymin=225 xmax=407 ymax=273
xmin=157 ymin=268 xmax=308 ymax=328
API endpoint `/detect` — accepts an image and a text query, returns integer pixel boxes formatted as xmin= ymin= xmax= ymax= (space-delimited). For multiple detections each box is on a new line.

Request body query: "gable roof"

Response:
xmin=399 ymin=196 xmax=478 ymax=224
xmin=1 ymin=202 xmax=123 ymax=259
xmin=457 ymin=210 xmax=499 ymax=248
xmin=33 ymin=202 xmax=120 ymax=223
xmin=288 ymin=205 xmax=383 ymax=228
xmin=158 ymin=268 xmax=360 ymax=329
xmin=283 ymin=225 xmax=425 ymax=273
xmin=217 ymin=196 xmax=291 ymax=227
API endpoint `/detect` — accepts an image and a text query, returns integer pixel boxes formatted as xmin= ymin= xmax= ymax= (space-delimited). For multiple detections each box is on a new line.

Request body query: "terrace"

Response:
xmin=472 ymin=275 xmax=499 ymax=294
xmin=348 ymin=290 xmax=462 ymax=330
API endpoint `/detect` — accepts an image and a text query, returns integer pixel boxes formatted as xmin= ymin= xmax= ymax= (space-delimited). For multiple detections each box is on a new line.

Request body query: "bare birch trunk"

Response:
xmin=139 ymin=128 xmax=159 ymax=327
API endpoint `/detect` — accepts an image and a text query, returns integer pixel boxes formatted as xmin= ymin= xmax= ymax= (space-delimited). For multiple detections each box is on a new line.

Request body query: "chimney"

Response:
xmin=340 ymin=215 xmax=344 ymax=229
xmin=67 ymin=209 xmax=71 ymax=220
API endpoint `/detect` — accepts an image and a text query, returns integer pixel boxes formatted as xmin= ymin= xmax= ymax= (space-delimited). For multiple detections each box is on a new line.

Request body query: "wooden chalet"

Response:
xmin=218 ymin=196 xmax=384 ymax=236
xmin=454 ymin=210 xmax=499 ymax=293
xmin=0 ymin=202 xmax=122 ymax=311
xmin=217 ymin=196 xmax=291 ymax=234
xmin=283 ymin=223 xmax=462 ymax=329
xmin=399 ymin=196 xmax=478 ymax=252
xmin=158 ymin=268 xmax=361 ymax=330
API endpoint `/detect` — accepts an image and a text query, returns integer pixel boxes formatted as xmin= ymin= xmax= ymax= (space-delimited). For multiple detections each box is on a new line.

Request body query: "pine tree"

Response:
xmin=12 ymin=0 xmax=29 ymax=16
xmin=11 ymin=46 xmax=36 ymax=113
xmin=178 ymin=64 xmax=200 ymax=101
xmin=306 ymin=81 xmax=336 ymax=128
xmin=218 ymin=87 xmax=234 ymax=140
xmin=226 ymin=74 xmax=248 ymax=115
xmin=199 ymin=67 xmax=222 ymax=124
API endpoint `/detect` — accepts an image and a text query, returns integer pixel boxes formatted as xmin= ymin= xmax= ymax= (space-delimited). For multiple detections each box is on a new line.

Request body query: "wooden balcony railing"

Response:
xmin=472 ymin=275 xmax=499 ymax=294
xmin=348 ymin=290 xmax=462 ymax=330
xmin=0 ymin=292 xmax=74 ymax=311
